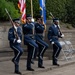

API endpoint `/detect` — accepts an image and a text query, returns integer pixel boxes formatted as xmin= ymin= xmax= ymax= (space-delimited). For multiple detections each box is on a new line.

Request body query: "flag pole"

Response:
xmin=31 ymin=0 xmax=33 ymax=18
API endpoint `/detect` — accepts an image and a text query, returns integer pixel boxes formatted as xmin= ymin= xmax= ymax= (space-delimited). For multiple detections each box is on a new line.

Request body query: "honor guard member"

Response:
xmin=48 ymin=18 xmax=64 ymax=66
xmin=35 ymin=16 xmax=49 ymax=68
xmin=8 ymin=19 xmax=23 ymax=74
xmin=22 ymin=15 xmax=38 ymax=71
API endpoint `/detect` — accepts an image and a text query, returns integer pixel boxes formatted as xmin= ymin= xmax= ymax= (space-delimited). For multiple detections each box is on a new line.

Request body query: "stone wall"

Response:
xmin=0 ymin=25 xmax=10 ymax=49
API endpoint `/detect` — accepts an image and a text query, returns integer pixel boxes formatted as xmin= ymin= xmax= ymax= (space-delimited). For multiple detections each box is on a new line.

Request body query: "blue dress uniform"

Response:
xmin=35 ymin=22 xmax=49 ymax=68
xmin=48 ymin=18 xmax=62 ymax=66
xmin=8 ymin=20 xmax=23 ymax=74
xmin=22 ymin=22 xmax=38 ymax=71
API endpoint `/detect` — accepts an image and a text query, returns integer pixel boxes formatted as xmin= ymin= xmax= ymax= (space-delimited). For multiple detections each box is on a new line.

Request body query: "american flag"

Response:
xmin=18 ymin=0 xmax=26 ymax=23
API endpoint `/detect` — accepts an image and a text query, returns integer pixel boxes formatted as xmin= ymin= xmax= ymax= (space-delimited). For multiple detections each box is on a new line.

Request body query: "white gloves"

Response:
xmin=13 ymin=38 xmax=21 ymax=43
xmin=61 ymin=34 xmax=64 ymax=38
xmin=31 ymin=18 xmax=34 ymax=22
xmin=13 ymin=39 xmax=16 ymax=43
xmin=51 ymin=42 xmax=54 ymax=44
xmin=17 ymin=39 xmax=21 ymax=43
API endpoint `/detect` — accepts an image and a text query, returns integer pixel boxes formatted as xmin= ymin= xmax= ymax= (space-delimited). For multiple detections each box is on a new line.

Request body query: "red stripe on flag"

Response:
xmin=18 ymin=0 xmax=26 ymax=23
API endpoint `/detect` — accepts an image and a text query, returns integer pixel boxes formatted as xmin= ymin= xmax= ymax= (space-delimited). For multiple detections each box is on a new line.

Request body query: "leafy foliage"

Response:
xmin=0 ymin=0 xmax=20 ymax=21
xmin=46 ymin=0 xmax=67 ymax=20
xmin=1 ymin=0 xmax=75 ymax=26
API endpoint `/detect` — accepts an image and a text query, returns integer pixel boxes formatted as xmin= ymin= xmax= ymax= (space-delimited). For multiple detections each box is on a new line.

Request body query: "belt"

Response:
xmin=52 ymin=36 xmax=58 ymax=38
xmin=36 ymin=34 xmax=43 ymax=36
xmin=25 ymin=34 xmax=33 ymax=36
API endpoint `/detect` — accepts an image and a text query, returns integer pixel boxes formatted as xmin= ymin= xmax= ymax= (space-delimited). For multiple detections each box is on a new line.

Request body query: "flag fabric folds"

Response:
xmin=18 ymin=0 xmax=26 ymax=23
xmin=39 ymin=0 xmax=46 ymax=24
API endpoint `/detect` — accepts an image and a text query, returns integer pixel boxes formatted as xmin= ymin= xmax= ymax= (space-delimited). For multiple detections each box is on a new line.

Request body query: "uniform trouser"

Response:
xmin=37 ymin=39 xmax=49 ymax=66
xmin=52 ymin=41 xmax=62 ymax=64
xmin=26 ymin=40 xmax=38 ymax=69
xmin=10 ymin=44 xmax=23 ymax=72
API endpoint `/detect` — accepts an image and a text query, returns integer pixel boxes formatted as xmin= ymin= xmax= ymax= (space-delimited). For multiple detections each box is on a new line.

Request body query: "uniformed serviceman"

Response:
xmin=48 ymin=18 xmax=64 ymax=66
xmin=8 ymin=19 xmax=23 ymax=74
xmin=35 ymin=16 xmax=49 ymax=68
xmin=22 ymin=15 xmax=38 ymax=71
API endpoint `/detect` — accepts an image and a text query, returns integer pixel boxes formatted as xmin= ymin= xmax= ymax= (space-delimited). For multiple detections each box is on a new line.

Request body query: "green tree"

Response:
xmin=65 ymin=0 xmax=75 ymax=26
xmin=6 ymin=0 xmax=18 ymax=9
xmin=46 ymin=0 xmax=67 ymax=21
xmin=6 ymin=0 xmax=40 ymax=18
xmin=1 ymin=0 xmax=75 ymax=26
xmin=0 ymin=0 xmax=20 ymax=21
xmin=26 ymin=0 xmax=40 ymax=17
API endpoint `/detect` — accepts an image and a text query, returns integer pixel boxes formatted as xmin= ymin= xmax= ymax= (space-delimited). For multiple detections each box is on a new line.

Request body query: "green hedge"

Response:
xmin=1 ymin=0 xmax=75 ymax=27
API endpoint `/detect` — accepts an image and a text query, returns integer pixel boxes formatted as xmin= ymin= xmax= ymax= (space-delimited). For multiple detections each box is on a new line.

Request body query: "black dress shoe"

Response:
xmin=27 ymin=68 xmax=34 ymax=71
xmin=53 ymin=63 xmax=60 ymax=66
xmin=15 ymin=71 xmax=22 ymax=74
xmin=38 ymin=66 xmax=45 ymax=68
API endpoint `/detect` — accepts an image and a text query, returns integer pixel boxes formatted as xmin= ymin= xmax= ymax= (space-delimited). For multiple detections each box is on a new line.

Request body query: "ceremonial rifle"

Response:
xmin=5 ymin=8 xmax=19 ymax=40
xmin=50 ymin=12 xmax=62 ymax=35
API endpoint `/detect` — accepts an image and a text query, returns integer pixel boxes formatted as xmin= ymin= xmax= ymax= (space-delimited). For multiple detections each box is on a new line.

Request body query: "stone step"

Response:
xmin=0 ymin=47 xmax=52 ymax=58
xmin=0 ymin=47 xmax=28 ymax=57
xmin=0 ymin=50 xmax=50 ymax=60
xmin=0 ymin=50 xmax=27 ymax=57
xmin=0 ymin=56 xmax=49 ymax=62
